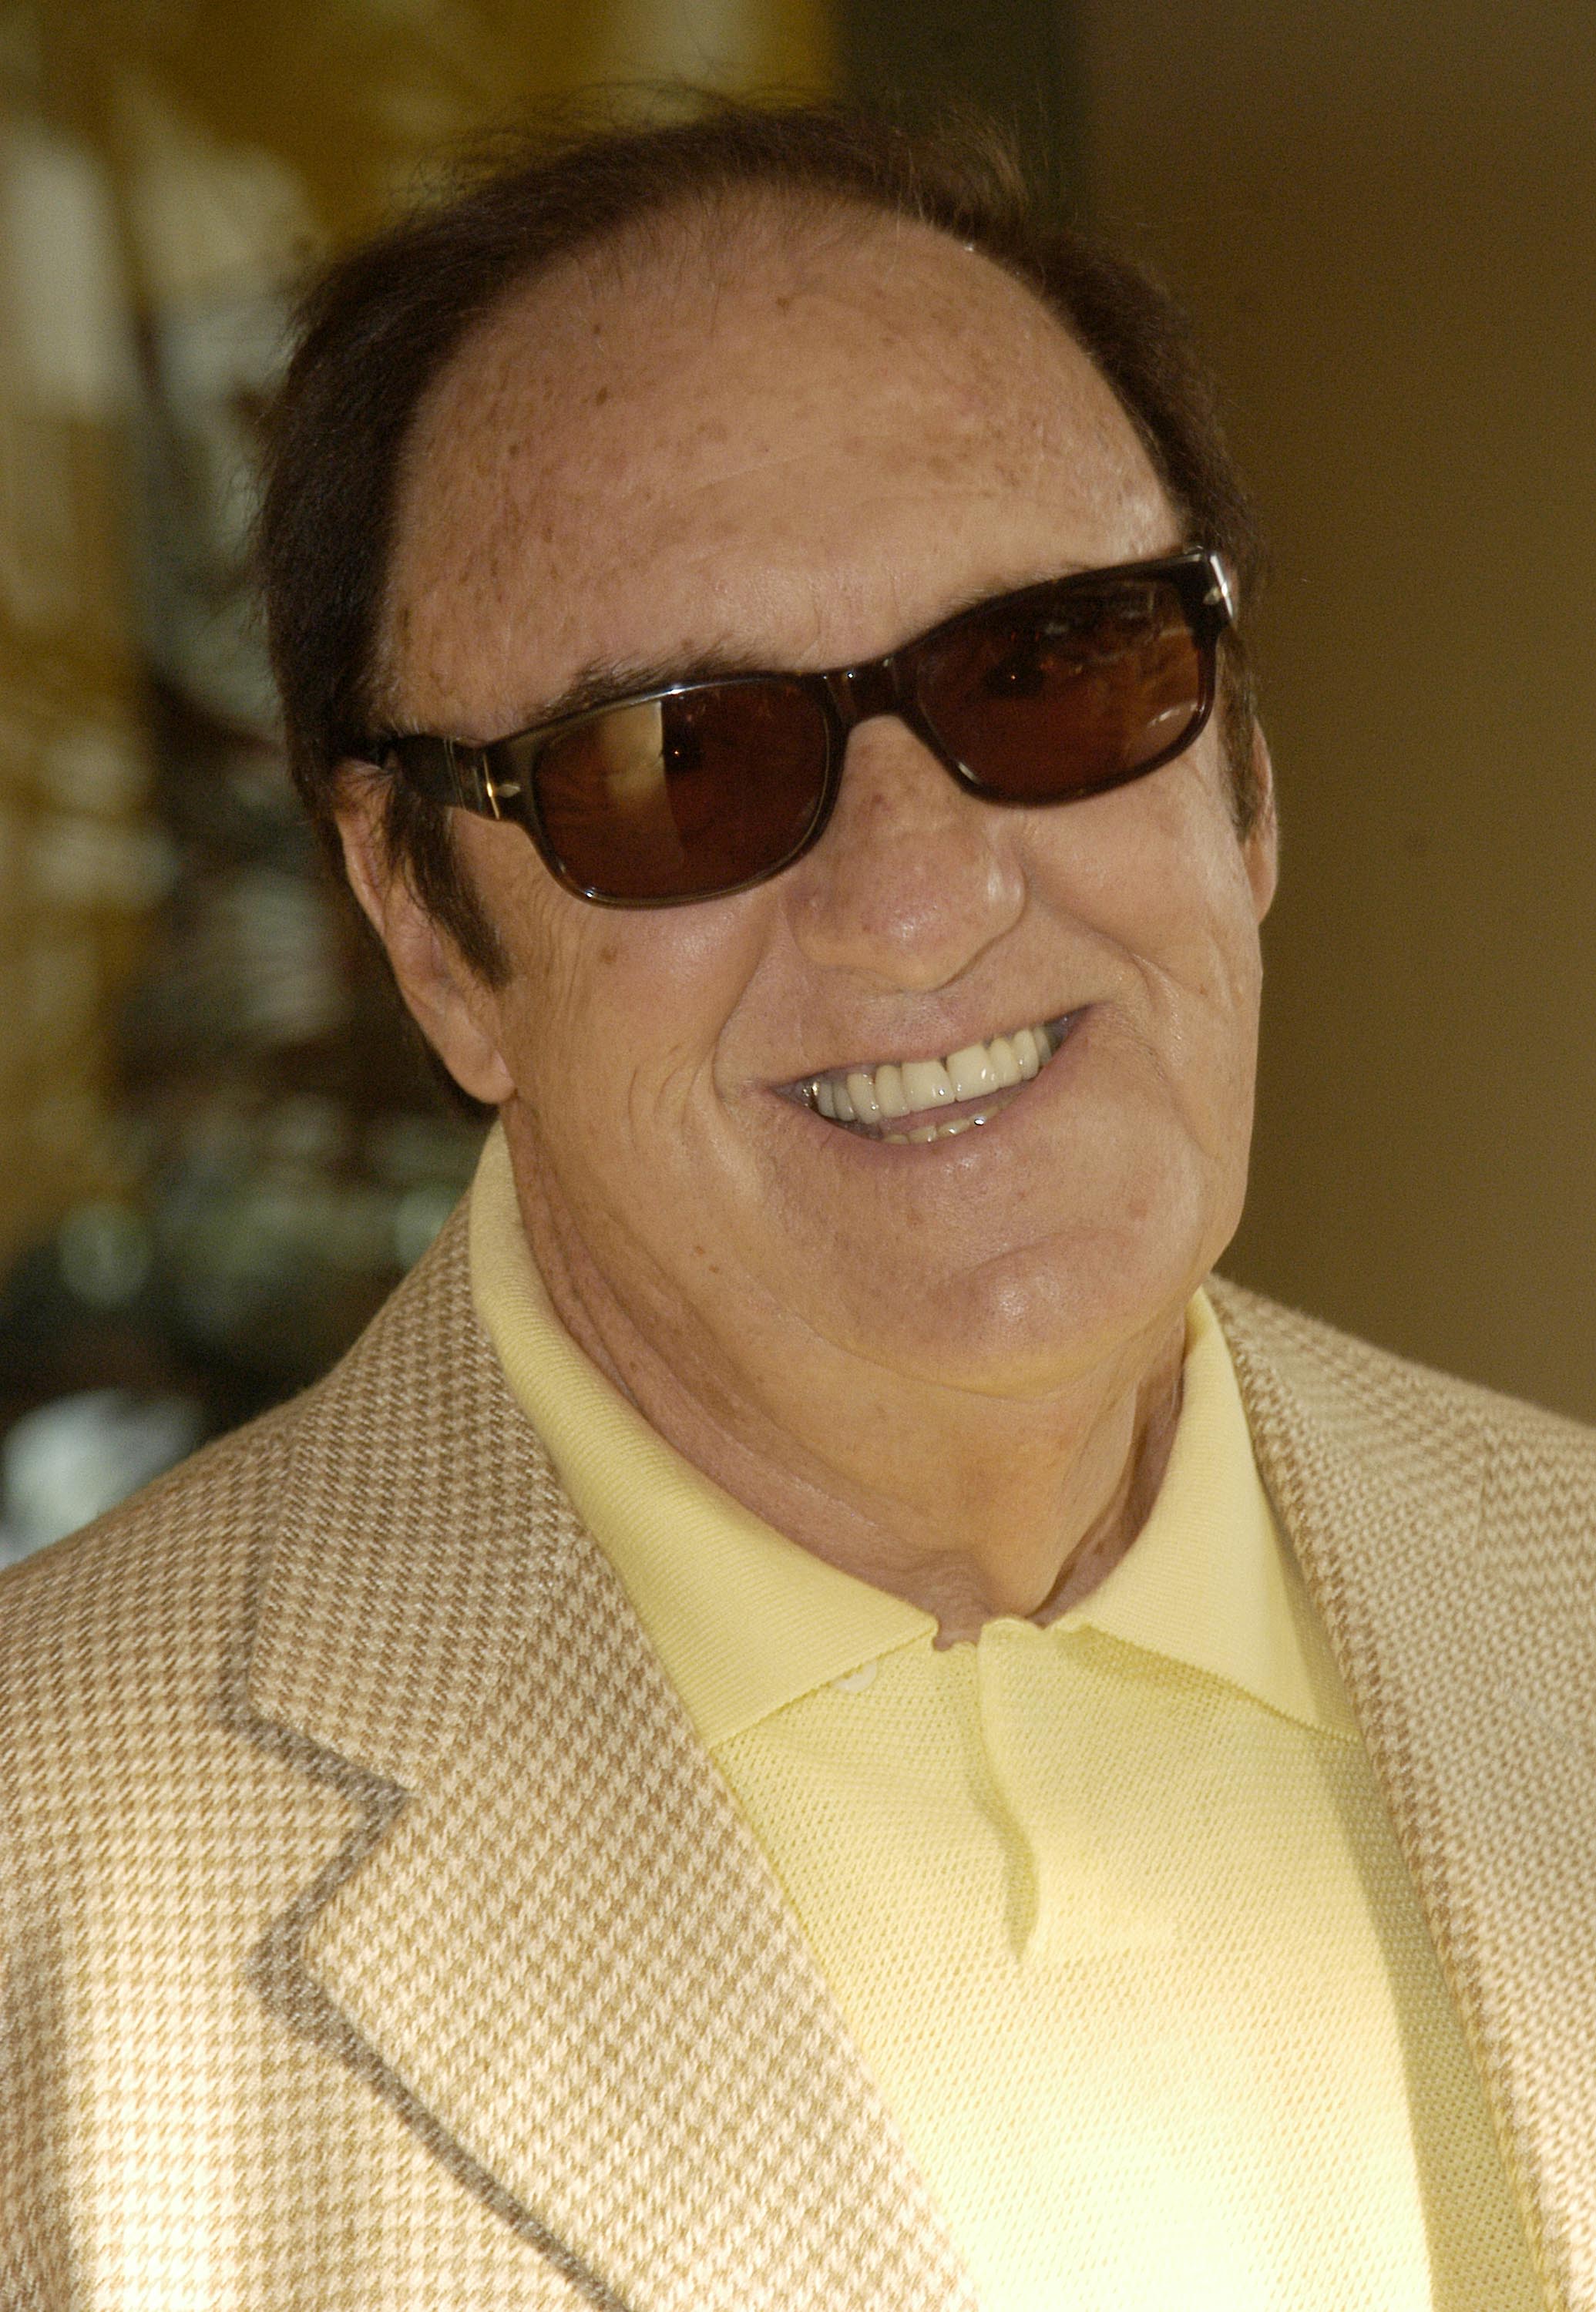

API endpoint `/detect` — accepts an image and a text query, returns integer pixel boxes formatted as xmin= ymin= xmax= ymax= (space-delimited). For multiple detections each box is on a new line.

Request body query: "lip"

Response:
xmin=771 ymin=1007 xmax=1091 ymax=1152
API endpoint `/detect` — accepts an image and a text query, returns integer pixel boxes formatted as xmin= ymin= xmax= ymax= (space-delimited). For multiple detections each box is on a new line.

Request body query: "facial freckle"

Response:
xmin=593 ymin=385 xmax=610 ymax=405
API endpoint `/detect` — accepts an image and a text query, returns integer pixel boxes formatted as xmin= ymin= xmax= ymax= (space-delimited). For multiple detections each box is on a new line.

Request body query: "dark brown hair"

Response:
xmin=259 ymin=98 xmax=1263 ymax=982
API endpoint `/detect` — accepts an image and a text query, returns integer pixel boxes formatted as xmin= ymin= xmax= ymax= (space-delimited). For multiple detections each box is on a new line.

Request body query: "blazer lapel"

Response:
xmin=237 ymin=1211 xmax=979 ymax=2312
xmin=1211 ymin=1277 xmax=1596 ymax=2312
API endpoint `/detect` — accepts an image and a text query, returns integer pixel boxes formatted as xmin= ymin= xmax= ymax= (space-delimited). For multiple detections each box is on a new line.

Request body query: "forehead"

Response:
xmin=379 ymin=198 xmax=1175 ymax=730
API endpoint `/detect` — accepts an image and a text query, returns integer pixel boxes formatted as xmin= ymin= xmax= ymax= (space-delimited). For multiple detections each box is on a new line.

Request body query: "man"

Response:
xmin=2 ymin=102 xmax=1591 ymax=2312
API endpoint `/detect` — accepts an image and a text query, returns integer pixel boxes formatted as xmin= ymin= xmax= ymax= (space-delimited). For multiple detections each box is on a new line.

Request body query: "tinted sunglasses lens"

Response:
xmin=915 ymin=573 xmax=1208 ymax=802
xmin=532 ymin=680 xmax=832 ymax=902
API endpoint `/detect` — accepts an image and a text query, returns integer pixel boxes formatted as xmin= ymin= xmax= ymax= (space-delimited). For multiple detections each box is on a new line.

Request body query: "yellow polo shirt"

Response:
xmin=469 ymin=1128 xmax=1540 ymax=2311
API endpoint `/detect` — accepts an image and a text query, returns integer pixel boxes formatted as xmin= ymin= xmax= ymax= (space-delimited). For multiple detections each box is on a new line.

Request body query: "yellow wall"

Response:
xmin=1080 ymin=0 xmax=1596 ymax=1418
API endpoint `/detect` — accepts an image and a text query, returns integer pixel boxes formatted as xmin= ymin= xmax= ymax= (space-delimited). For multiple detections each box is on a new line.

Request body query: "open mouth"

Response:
xmin=784 ymin=1013 xmax=1077 ymax=1144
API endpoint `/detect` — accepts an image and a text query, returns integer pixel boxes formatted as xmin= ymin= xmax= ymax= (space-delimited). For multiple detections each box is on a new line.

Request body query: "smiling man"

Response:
xmin=2 ymin=104 xmax=1592 ymax=2312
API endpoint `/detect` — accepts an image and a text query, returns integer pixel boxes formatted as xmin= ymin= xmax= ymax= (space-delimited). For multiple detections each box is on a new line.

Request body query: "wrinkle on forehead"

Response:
xmin=375 ymin=191 xmax=1173 ymax=733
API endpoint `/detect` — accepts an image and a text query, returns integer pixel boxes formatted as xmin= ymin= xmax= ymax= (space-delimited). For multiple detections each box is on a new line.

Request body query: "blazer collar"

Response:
xmin=237 ymin=1216 xmax=1584 ymax=2310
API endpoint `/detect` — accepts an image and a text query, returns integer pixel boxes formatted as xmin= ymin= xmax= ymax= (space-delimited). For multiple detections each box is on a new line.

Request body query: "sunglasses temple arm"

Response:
xmin=379 ymin=734 xmax=522 ymax=822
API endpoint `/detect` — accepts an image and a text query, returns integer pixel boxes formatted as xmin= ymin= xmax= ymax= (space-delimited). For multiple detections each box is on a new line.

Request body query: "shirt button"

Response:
xmin=831 ymin=1659 xmax=879 ymax=1694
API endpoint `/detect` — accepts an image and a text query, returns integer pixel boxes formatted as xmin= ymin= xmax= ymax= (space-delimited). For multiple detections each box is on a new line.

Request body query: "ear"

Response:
xmin=334 ymin=769 xmax=516 ymax=1107
xmin=1242 ymin=723 xmax=1278 ymax=922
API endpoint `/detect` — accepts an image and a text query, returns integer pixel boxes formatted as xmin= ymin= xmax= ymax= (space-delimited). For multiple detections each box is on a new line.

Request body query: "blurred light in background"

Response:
xmin=0 ymin=0 xmax=1070 ymax=1561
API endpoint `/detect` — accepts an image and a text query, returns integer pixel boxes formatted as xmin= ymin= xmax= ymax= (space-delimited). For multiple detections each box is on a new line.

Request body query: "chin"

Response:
xmin=838 ymin=1222 xmax=1205 ymax=1400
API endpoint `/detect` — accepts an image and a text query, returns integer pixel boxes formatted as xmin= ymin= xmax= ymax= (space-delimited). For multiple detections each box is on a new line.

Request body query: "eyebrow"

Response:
xmin=511 ymin=642 xmax=778 ymax=733
xmin=423 ymin=553 xmax=1165 ymax=745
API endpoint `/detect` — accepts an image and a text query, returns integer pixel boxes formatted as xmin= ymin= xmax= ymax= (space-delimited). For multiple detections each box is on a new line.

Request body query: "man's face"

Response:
xmin=377 ymin=203 xmax=1276 ymax=1409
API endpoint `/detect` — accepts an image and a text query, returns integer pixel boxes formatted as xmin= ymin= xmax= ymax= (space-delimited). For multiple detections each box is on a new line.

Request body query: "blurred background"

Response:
xmin=1 ymin=0 xmax=1591 ymax=1567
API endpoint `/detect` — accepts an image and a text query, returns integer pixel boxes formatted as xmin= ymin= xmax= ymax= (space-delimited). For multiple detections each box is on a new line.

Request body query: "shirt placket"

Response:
xmin=973 ymin=1621 xmax=1174 ymax=1968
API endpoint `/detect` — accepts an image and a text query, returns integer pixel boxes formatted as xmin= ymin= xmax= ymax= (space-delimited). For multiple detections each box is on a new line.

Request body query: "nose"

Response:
xmin=782 ymin=714 xmax=1028 ymax=989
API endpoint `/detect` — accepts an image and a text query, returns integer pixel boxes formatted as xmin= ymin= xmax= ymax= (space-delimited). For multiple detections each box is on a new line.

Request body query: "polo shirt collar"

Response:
xmin=1057 ymin=1286 xmax=1357 ymax=1738
xmin=470 ymin=1126 xmax=1355 ymax=1749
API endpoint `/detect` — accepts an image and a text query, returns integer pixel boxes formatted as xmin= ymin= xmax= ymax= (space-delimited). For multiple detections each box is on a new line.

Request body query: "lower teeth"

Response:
xmin=883 ymin=1111 xmax=990 ymax=1145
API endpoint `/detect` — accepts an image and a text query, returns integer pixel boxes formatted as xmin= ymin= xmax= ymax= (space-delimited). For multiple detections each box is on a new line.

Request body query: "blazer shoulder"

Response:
xmin=0 ymin=1204 xmax=483 ymax=1685
xmin=1208 ymin=1270 xmax=1596 ymax=1474
xmin=0 ymin=1386 xmax=304 ymax=1740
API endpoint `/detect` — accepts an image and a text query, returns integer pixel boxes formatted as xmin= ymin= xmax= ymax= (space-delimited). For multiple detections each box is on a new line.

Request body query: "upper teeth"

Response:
xmin=803 ymin=1018 xmax=1063 ymax=1130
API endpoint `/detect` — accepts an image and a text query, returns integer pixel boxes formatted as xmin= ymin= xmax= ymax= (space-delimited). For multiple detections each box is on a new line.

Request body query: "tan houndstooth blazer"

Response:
xmin=2 ymin=1206 xmax=1593 ymax=2311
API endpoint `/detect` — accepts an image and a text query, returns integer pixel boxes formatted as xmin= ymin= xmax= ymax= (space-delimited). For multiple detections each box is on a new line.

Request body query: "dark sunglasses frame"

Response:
xmin=368 ymin=546 xmax=1235 ymax=908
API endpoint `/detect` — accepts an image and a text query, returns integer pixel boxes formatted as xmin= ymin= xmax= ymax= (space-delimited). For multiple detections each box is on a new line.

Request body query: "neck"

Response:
xmin=506 ymin=1133 xmax=1191 ymax=1648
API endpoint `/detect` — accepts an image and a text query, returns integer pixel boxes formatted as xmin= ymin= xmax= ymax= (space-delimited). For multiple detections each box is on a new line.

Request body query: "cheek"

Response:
xmin=1026 ymin=773 xmax=1265 ymax=1118
xmin=1029 ymin=763 xmax=1255 ymax=967
xmin=474 ymin=837 xmax=774 ymax=1145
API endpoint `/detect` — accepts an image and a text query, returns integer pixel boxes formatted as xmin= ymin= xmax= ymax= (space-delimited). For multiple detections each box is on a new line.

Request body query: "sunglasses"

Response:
xmin=369 ymin=547 xmax=1235 ymax=909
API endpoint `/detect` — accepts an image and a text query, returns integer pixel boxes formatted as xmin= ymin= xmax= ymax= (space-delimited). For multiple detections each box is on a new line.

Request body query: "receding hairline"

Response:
xmin=368 ymin=180 xmax=1144 ymax=727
